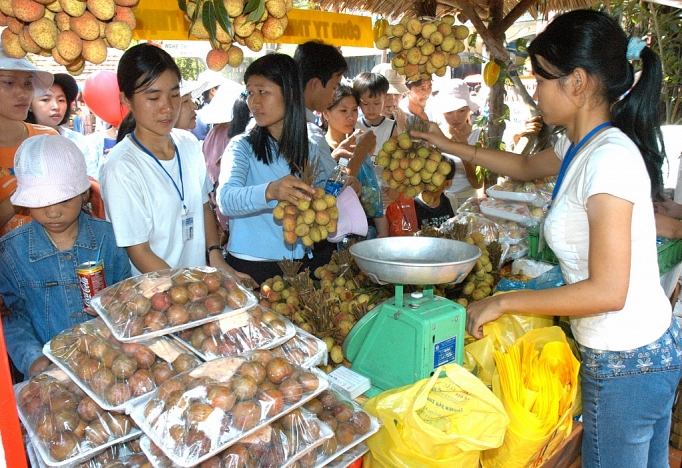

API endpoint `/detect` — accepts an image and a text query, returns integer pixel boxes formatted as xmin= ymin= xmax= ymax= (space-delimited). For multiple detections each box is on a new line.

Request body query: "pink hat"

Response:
xmin=328 ymin=188 xmax=368 ymax=242
xmin=11 ymin=135 xmax=91 ymax=208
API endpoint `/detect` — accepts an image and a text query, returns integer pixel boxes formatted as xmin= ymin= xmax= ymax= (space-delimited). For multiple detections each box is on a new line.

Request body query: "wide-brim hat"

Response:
xmin=201 ymin=80 xmax=245 ymax=124
xmin=371 ymin=63 xmax=408 ymax=95
xmin=180 ymin=80 xmax=201 ymax=97
xmin=0 ymin=44 xmax=53 ymax=96
xmin=192 ymin=70 xmax=227 ymax=100
xmin=328 ymin=188 xmax=368 ymax=242
xmin=11 ymin=135 xmax=91 ymax=208
xmin=51 ymin=73 xmax=79 ymax=106
xmin=439 ymin=79 xmax=480 ymax=114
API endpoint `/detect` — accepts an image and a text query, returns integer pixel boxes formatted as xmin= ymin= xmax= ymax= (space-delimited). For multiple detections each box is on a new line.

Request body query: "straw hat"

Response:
xmin=11 ymin=135 xmax=90 ymax=208
xmin=371 ymin=63 xmax=408 ymax=95
xmin=0 ymin=44 xmax=54 ymax=96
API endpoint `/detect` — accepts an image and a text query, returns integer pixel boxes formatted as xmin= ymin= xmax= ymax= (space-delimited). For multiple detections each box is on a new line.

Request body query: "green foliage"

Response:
xmin=609 ymin=1 xmax=682 ymax=124
xmin=175 ymin=57 xmax=205 ymax=81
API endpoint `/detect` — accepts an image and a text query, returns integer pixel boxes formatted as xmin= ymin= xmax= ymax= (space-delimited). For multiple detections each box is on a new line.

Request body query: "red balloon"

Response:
xmin=82 ymin=71 xmax=128 ymax=127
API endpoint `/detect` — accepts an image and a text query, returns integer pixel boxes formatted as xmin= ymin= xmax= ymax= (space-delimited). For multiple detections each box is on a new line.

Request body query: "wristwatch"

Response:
xmin=207 ymin=245 xmax=223 ymax=254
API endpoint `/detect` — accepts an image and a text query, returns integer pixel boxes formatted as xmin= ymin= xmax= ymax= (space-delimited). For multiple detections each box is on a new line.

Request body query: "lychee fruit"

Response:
xmin=113 ymin=5 xmax=135 ymax=29
xmin=244 ymin=29 xmax=263 ymax=52
xmin=12 ymin=0 xmax=44 ymax=22
xmin=18 ymin=26 xmax=41 ymax=53
xmin=104 ymin=20 xmax=131 ymax=50
xmin=265 ymin=0 xmax=285 ymax=19
xmin=226 ymin=44 xmax=243 ymax=68
xmin=261 ymin=16 xmax=285 ymax=40
xmin=86 ymin=0 xmax=114 ymax=21
xmin=232 ymin=14 xmax=255 ymax=38
xmin=1 ymin=28 xmax=26 ymax=57
xmin=223 ymin=0 xmax=242 ymax=17
xmin=205 ymin=48 xmax=228 ymax=72
xmin=70 ymin=11 xmax=99 ymax=40
xmin=81 ymin=37 xmax=107 ymax=64
xmin=58 ymin=0 xmax=85 ymax=17
xmin=28 ymin=17 xmax=58 ymax=49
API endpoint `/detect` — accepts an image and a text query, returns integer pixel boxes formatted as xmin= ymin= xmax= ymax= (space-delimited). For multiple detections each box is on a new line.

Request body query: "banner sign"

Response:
xmin=133 ymin=3 xmax=374 ymax=48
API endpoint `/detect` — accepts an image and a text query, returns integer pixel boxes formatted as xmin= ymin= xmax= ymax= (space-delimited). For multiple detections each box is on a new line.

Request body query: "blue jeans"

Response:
xmin=578 ymin=319 xmax=682 ymax=468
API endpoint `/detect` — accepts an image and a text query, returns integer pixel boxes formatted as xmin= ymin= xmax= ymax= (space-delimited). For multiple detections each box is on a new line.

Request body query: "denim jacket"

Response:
xmin=0 ymin=213 xmax=131 ymax=378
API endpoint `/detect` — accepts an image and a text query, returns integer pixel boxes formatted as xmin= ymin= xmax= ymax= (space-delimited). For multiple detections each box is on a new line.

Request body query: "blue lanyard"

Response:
xmin=551 ymin=122 xmax=612 ymax=202
xmin=130 ymin=132 xmax=186 ymax=211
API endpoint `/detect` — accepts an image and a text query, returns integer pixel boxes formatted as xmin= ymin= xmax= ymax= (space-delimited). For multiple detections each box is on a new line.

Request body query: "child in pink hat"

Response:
xmin=0 ymin=135 xmax=131 ymax=380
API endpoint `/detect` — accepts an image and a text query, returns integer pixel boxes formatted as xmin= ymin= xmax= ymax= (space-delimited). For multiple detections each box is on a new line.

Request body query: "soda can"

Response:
xmin=77 ymin=260 xmax=106 ymax=308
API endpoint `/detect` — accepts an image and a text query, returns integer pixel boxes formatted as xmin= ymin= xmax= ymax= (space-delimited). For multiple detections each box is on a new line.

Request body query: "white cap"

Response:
xmin=11 ymin=135 xmax=90 ymax=208
xmin=439 ymin=79 xmax=480 ymax=114
xmin=192 ymin=70 xmax=227 ymax=100
xmin=179 ymin=80 xmax=201 ymax=97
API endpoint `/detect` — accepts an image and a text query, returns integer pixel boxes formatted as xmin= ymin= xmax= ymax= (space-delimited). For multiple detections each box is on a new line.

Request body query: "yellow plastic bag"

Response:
xmin=481 ymin=326 xmax=580 ymax=468
xmin=364 ymin=363 xmax=509 ymax=468
xmin=464 ymin=311 xmax=554 ymax=386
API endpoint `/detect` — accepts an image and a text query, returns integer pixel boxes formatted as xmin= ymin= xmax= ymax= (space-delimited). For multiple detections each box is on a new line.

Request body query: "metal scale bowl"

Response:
xmin=344 ymin=237 xmax=481 ymax=397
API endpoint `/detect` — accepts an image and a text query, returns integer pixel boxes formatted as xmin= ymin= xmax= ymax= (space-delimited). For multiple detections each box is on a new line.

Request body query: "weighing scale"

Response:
xmin=343 ymin=237 xmax=481 ymax=397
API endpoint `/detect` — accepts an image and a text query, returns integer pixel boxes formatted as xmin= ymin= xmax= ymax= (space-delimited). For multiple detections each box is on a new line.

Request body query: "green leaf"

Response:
xmin=187 ymin=0 xmax=202 ymax=39
xmin=243 ymin=0 xmax=260 ymax=15
xmin=213 ymin=0 xmax=232 ymax=37
xmin=178 ymin=0 xmax=187 ymax=13
xmin=202 ymin=0 xmax=217 ymax=43
xmin=246 ymin=2 xmax=264 ymax=23
xmin=515 ymin=38 xmax=527 ymax=54
xmin=468 ymin=32 xmax=478 ymax=48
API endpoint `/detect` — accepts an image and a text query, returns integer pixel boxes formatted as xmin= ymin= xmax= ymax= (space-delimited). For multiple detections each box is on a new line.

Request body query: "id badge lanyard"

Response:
xmin=130 ymin=133 xmax=194 ymax=243
xmin=539 ymin=122 xmax=611 ymax=252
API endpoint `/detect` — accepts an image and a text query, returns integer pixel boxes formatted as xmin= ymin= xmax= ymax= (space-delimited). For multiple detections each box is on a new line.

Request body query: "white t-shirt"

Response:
xmin=100 ymin=129 xmax=213 ymax=275
xmin=545 ymin=128 xmax=671 ymax=351
xmin=443 ymin=127 xmax=482 ymax=194
xmin=356 ymin=116 xmax=396 ymax=152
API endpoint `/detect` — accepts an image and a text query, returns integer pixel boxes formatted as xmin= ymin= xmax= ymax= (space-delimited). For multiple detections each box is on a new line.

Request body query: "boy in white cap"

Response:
xmin=0 ymin=135 xmax=131 ymax=379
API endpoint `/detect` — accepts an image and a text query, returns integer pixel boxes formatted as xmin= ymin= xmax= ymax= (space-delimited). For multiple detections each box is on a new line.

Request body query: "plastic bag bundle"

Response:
xmin=481 ymin=327 xmax=579 ymax=468
xmin=364 ymin=364 xmax=509 ymax=468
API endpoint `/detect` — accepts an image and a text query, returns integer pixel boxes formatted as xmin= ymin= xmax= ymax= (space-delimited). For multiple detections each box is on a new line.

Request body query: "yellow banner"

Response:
xmin=133 ymin=2 xmax=374 ymax=48
xmin=269 ymin=9 xmax=373 ymax=48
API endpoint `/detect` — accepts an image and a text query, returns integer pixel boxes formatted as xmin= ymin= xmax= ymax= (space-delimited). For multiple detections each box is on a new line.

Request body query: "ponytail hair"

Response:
xmin=611 ymin=46 xmax=665 ymax=199
xmin=116 ymin=112 xmax=136 ymax=144
xmin=528 ymin=9 xmax=665 ymax=199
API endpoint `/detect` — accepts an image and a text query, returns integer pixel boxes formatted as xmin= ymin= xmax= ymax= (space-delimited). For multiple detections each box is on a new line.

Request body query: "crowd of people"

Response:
xmin=0 ymin=8 xmax=680 ymax=467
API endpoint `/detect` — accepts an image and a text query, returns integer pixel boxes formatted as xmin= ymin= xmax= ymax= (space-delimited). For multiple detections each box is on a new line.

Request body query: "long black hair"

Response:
xmin=528 ymin=9 xmax=665 ymax=199
xmin=243 ymin=54 xmax=308 ymax=177
xmin=115 ymin=44 xmax=182 ymax=143
xmin=228 ymin=93 xmax=250 ymax=139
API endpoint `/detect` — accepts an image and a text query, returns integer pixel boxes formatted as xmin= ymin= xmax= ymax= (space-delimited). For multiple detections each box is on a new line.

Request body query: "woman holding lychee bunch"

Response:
xmin=217 ymin=53 xmax=340 ymax=284
xmin=99 ymin=44 xmax=255 ymax=286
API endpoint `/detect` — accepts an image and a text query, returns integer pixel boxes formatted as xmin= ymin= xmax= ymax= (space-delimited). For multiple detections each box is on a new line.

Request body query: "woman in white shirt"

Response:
xmin=413 ymin=10 xmax=680 ymax=468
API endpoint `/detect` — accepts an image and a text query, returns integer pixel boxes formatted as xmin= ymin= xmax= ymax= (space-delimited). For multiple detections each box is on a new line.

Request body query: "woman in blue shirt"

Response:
xmin=217 ymin=54 xmax=336 ymax=284
xmin=0 ymin=135 xmax=131 ymax=378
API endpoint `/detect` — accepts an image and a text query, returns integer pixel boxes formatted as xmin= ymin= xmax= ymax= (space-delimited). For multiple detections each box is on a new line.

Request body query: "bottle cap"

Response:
xmin=339 ymin=158 xmax=349 ymax=166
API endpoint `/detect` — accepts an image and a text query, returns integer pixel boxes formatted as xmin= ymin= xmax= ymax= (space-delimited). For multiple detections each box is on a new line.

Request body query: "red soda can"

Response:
xmin=77 ymin=260 xmax=106 ymax=308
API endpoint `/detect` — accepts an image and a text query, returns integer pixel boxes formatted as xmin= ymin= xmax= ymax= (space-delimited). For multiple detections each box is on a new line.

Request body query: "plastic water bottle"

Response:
xmin=324 ymin=158 xmax=348 ymax=196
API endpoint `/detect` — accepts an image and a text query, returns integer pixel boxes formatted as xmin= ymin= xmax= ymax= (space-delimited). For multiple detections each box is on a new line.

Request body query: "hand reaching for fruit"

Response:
xmin=265 ymin=175 xmax=316 ymax=206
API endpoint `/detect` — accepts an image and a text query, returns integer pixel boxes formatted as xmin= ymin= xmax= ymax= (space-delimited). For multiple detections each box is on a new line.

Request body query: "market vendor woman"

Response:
xmin=412 ymin=10 xmax=681 ymax=468
xmin=217 ymin=54 xmax=337 ymax=284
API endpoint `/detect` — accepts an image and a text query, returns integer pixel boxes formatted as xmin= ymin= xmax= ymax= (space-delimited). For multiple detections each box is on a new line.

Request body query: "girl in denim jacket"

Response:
xmin=0 ymin=135 xmax=131 ymax=379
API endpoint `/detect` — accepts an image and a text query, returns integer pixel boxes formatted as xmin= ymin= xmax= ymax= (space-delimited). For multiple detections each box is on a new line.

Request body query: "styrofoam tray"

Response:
xmin=321 ymin=442 xmax=369 ymax=468
xmin=41 ymin=335 xmax=198 ymax=414
xmin=140 ymin=417 xmax=333 ymax=468
xmin=129 ymin=359 xmax=329 ymax=467
xmin=171 ymin=310 xmax=296 ymax=361
xmin=92 ymin=267 xmax=258 ymax=343
xmin=26 ymin=438 xmax=146 ymax=468
xmin=288 ymin=327 xmax=328 ymax=368
xmin=480 ymin=199 xmax=540 ymax=227
xmin=313 ymin=411 xmax=380 ymax=468
xmin=15 ymin=380 xmax=142 ymax=468
xmin=486 ymin=187 xmax=548 ymax=207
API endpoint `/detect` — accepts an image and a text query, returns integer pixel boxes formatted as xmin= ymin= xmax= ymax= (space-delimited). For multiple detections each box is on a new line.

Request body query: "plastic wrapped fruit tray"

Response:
xmin=479 ymin=198 xmax=542 ymax=227
xmin=44 ymin=318 xmax=202 ymax=413
xmin=486 ymin=183 xmax=550 ymax=207
xmin=139 ymin=408 xmax=334 ymax=468
xmin=129 ymin=351 xmax=329 ymax=467
xmin=14 ymin=369 xmax=141 ymax=467
xmin=320 ymin=441 xmax=369 ymax=468
xmin=172 ymin=306 xmax=295 ymax=361
xmin=26 ymin=438 xmax=148 ymax=468
xmin=92 ymin=267 xmax=257 ymax=343
xmin=273 ymin=327 xmax=328 ymax=369
xmin=307 ymin=388 xmax=380 ymax=468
